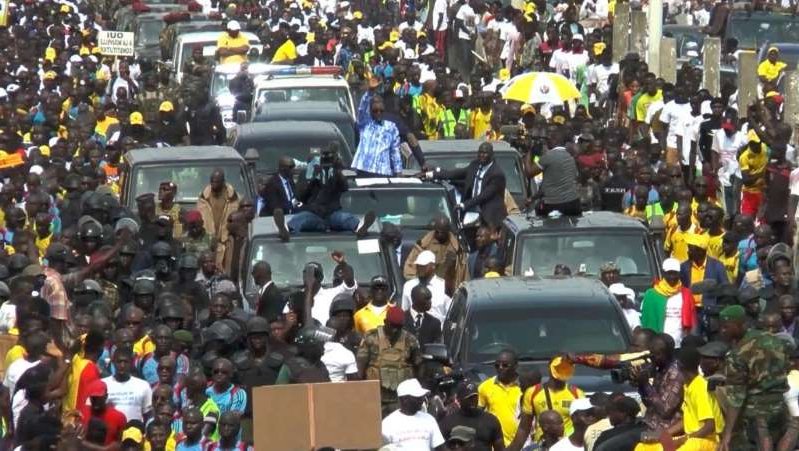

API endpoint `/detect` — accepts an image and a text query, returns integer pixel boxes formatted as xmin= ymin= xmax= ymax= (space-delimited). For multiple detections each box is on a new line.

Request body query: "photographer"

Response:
xmin=636 ymin=333 xmax=684 ymax=433
xmin=522 ymin=126 xmax=580 ymax=216
xmin=272 ymin=142 xmax=376 ymax=240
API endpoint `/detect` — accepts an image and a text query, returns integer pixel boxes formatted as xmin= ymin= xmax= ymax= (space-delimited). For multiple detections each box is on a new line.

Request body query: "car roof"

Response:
xmin=250 ymin=215 xmax=381 ymax=237
xmin=253 ymin=101 xmax=352 ymax=120
xmin=461 ymin=276 xmax=615 ymax=308
xmin=346 ymin=177 xmax=448 ymax=190
xmin=234 ymin=121 xmax=343 ymax=140
xmin=124 ymin=146 xmax=245 ymax=164
xmin=177 ymin=30 xmax=258 ymax=43
xmin=214 ymin=63 xmax=289 ymax=75
xmin=254 ymin=75 xmax=349 ymax=89
xmin=504 ymin=211 xmax=649 ymax=233
xmin=419 ymin=139 xmax=516 ymax=153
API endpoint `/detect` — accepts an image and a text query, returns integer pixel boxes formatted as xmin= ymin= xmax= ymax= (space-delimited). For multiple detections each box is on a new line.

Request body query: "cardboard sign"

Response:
xmin=98 ymin=31 xmax=135 ymax=56
xmin=253 ymin=380 xmax=382 ymax=450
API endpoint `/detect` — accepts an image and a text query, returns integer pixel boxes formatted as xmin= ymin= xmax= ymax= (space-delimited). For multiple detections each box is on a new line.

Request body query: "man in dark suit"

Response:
xmin=261 ymin=156 xmax=299 ymax=217
xmin=680 ymin=233 xmax=728 ymax=313
xmin=432 ymin=142 xmax=507 ymax=228
xmin=403 ymin=285 xmax=441 ymax=346
xmin=253 ymin=260 xmax=285 ymax=319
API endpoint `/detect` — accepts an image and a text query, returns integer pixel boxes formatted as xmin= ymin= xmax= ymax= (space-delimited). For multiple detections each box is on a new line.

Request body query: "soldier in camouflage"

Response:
xmin=719 ymin=304 xmax=790 ymax=451
xmin=357 ymin=304 xmax=422 ymax=416
xmin=139 ymin=73 xmax=165 ymax=126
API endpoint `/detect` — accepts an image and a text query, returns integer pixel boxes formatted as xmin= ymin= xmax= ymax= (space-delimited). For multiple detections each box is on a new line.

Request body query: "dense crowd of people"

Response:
xmin=0 ymin=0 xmax=797 ymax=449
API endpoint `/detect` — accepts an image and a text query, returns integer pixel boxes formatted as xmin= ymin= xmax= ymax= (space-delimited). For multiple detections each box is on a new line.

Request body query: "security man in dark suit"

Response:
xmin=403 ymin=285 xmax=441 ymax=346
xmin=261 ymin=156 xmax=299 ymax=217
xmin=253 ymin=261 xmax=285 ymax=319
xmin=430 ymin=141 xmax=507 ymax=228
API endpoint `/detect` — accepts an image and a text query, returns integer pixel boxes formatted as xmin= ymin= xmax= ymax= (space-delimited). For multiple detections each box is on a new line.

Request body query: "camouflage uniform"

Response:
xmin=356 ymin=326 xmax=421 ymax=416
xmin=156 ymin=203 xmax=185 ymax=239
xmin=139 ymin=88 xmax=164 ymax=126
xmin=180 ymin=233 xmax=215 ymax=257
xmin=724 ymin=328 xmax=790 ymax=450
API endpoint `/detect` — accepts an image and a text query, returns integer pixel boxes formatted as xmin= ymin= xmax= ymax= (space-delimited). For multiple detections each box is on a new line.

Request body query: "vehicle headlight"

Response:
xmin=217 ymin=93 xmax=236 ymax=108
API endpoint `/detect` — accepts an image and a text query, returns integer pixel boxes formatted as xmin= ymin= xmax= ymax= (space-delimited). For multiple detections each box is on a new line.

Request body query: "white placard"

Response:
xmin=98 ymin=31 xmax=134 ymax=56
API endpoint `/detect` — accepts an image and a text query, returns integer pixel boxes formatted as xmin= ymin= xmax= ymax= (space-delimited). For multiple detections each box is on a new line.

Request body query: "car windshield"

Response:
xmin=517 ymin=232 xmax=653 ymax=277
xmin=237 ymin=136 xmax=351 ymax=173
xmin=256 ymin=87 xmax=352 ymax=114
xmin=131 ymin=163 xmax=248 ymax=204
xmin=341 ymin=188 xmax=451 ymax=228
xmin=423 ymin=155 xmax=524 ymax=195
xmin=247 ymin=237 xmax=387 ymax=290
xmin=136 ymin=20 xmax=164 ymax=46
xmin=730 ymin=16 xmax=799 ymax=49
xmin=465 ymin=305 xmax=628 ymax=363
xmin=179 ymin=41 xmax=219 ymax=64
xmin=210 ymin=72 xmax=238 ymax=98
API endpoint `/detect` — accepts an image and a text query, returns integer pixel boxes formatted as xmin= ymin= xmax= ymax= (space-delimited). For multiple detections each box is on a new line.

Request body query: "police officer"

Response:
xmin=158 ymin=301 xmax=186 ymax=332
xmin=356 ymin=305 xmax=422 ymax=416
xmin=72 ymin=278 xmax=108 ymax=317
xmin=132 ymin=278 xmax=157 ymax=330
xmin=77 ymin=219 xmax=103 ymax=264
xmin=150 ymin=241 xmax=177 ymax=286
xmin=165 ymin=253 xmax=209 ymax=313
xmin=233 ymin=316 xmax=285 ymax=443
xmin=275 ymin=327 xmax=331 ymax=384
xmin=719 ymin=304 xmax=791 ymax=451
xmin=328 ymin=294 xmax=361 ymax=354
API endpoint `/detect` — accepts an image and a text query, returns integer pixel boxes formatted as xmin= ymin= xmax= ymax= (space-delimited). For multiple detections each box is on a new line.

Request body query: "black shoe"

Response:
xmin=356 ymin=210 xmax=376 ymax=238
xmin=273 ymin=208 xmax=290 ymax=242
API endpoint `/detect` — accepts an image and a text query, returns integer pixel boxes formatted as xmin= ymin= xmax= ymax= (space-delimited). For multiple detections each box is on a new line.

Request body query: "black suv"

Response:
xmin=500 ymin=211 xmax=662 ymax=297
xmin=444 ymin=276 xmax=633 ymax=393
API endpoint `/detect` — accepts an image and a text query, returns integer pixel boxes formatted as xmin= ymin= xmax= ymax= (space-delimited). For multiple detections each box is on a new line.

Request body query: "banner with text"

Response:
xmin=98 ymin=31 xmax=134 ymax=56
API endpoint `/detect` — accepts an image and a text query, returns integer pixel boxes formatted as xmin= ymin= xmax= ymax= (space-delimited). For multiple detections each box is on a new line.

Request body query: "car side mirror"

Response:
xmin=244 ymin=148 xmax=258 ymax=169
xmin=422 ymin=343 xmax=450 ymax=364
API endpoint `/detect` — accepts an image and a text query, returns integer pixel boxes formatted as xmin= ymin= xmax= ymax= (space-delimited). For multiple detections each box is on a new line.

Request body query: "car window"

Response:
xmin=423 ymin=155 xmax=524 ymax=195
xmin=730 ymin=16 xmax=799 ymax=49
xmin=237 ymin=136 xmax=351 ymax=172
xmin=246 ymin=237 xmax=387 ymax=290
xmin=256 ymin=87 xmax=352 ymax=114
xmin=341 ymin=189 xmax=451 ymax=228
xmin=132 ymin=163 xmax=248 ymax=204
xmin=136 ymin=20 xmax=164 ymax=46
xmin=517 ymin=232 xmax=652 ymax=277
xmin=465 ymin=305 xmax=627 ymax=363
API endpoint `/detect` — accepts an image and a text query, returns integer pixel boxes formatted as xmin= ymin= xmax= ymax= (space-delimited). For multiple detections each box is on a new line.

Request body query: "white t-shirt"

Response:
xmin=662 ymin=293 xmax=685 ymax=347
xmin=102 ymin=376 xmax=153 ymax=422
xmin=398 ymin=20 xmax=424 ymax=32
xmin=401 ymin=276 xmax=451 ymax=323
xmin=677 ymin=111 xmax=705 ymax=167
xmin=588 ymin=63 xmax=619 ymax=99
xmin=431 ymin=0 xmax=450 ymax=31
xmin=549 ymin=48 xmax=569 ymax=76
xmin=550 ymin=437 xmax=585 ymax=451
xmin=712 ymin=129 xmax=746 ymax=186
xmin=0 ymin=302 xmax=16 ymax=333
xmin=565 ymin=50 xmax=590 ymax=84
xmin=321 ymin=342 xmax=357 ymax=382
xmin=382 ymin=410 xmax=445 ymax=450
xmin=658 ymin=100 xmax=692 ymax=148
xmin=4 ymin=359 xmax=40 ymax=395
xmin=456 ymin=4 xmax=477 ymax=40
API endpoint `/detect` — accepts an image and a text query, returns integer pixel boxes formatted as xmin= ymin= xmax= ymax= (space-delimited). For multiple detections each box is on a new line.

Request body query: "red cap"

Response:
xmin=184 ymin=210 xmax=202 ymax=224
xmin=385 ymin=305 xmax=405 ymax=326
xmin=86 ymin=379 xmax=107 ymax=398
xmin=721 ymin=120 xmax=735 ymax=131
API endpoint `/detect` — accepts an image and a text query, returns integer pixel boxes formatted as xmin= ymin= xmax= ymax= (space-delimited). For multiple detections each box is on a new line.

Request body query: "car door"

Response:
xmin=443 ymin=288 xmax=468 ymax=363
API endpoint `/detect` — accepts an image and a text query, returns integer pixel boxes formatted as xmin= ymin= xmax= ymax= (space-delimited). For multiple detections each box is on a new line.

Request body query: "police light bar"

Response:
xmin=264 ymin=66 xmax=343 ymax=76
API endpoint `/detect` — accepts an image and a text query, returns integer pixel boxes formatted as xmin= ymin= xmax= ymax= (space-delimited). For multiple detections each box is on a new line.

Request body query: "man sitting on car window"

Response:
xmin=272 ymin=142 xmax=376 ymax=241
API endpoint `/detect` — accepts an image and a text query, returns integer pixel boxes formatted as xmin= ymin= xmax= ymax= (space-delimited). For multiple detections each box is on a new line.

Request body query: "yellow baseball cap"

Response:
xmin=39 ymin=145 xmax=51 ymax=156
xmin=44 ymin=47 xmax=56 ymax=61
xmin=520 ymin=103 xmax=536 ymax=115
xmin=594 ymin=42 xmax=607 ymax=56
xmin=353 ymin=11 xmax=363 ymax=19
xmin=389 ymin=30 xmax=400 ymax=42
xmin=685 ymin=233 xmax=709 ymax=250
xmin=747 ymin=129 xmax=761 ymax=144
xmin=121 ymin=427 xmax=143 ymax=444
xmin=550 ymin=356 xmax=574 ymax=381
xmin=95 ymin=69 xmax=109 ymax=81
xmin=44 ymin=71 xmax=57 ymax=80
xmin=129 ymin=112 xmax=144 ymax=125
xmin=378 ymin=41 xmax=394 ymax=51
xmin=60 ymin=4 xmax=71 ymax=13
xmin=159 ymin=101 xmax=174 ymax=112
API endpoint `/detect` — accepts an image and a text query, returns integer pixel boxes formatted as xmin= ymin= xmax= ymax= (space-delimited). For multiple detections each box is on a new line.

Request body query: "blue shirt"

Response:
xmin=139 ymin=352 xmax=190 ymax=385
xmin=738 ymin=236 xmax=759 ymax=274
xmin=206 ymin=384 xmax=247 ymax=414
xmin=621 ymin=186 xmax=659 ymax=209
xmin=351 ymin=91 xmax=402 ymax=176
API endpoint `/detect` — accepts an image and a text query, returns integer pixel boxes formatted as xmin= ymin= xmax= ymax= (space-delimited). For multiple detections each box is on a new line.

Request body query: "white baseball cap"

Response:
xmin=227 ymin=20 xmax=241 ymax=31
xmin=396 ymin=378 xmax=429 ymax=398
xmin=662 ymin=258 xmax=681 ymax=273
xmin=609 ymin=283 xmax=634 ymax=300
xmin=414 ymin=250 xmax=436 ymax=266
xmin=569 ymin=397 xmax=593 ymax=416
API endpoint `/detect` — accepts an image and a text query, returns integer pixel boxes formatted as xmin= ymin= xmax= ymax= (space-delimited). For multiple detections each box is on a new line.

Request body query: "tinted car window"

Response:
xmin=517 ymin=232 xmax=652 ymax=277
xmin=247 ymin=237 xmax=386 ymax=290
xmin=422 ymin=155 xmax=524 ymax=195
xmin=341 ymin=188 xmax=451 ymax=228
xmin=234 ymin=135 xmax=352 ymax=173
xmin=465 ymin=305 xmax=627 ymax=362
xmin=136 ymin=20 xmax=165 ymax=46
xmin=256 ymin=87 xmax=352 ymax=114
xmin=132 ymin=163 xmax=248 ymax=204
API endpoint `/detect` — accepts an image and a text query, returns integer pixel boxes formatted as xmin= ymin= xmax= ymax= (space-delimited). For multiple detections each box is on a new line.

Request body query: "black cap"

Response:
xmin=329 ymin=293 xmax=356 ymax=315
xmin=697 ymin=341 xmax=729 ymax=358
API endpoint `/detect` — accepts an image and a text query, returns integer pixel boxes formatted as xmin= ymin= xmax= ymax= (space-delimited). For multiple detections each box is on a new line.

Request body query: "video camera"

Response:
xmin=610 ymin=353 xmax=654 ymax=384
xmin=499 ymin=125 xmax=547 ymax=156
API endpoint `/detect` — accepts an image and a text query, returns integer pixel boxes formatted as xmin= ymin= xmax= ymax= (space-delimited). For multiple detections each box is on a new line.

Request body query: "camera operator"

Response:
xmin=273 ymin=142 xmax=376 ymax=240
xmin=635 ymin=333 xmax=685 ymax=433
xmin=521 ymin=125 xmax=580 ymax=216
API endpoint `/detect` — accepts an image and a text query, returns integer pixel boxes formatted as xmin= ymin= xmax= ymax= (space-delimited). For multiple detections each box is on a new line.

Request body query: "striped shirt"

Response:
xmin=351 ymin=91 xmax=402 ymax=176
xmin=206 ymin=384 xmax=247 ymax=414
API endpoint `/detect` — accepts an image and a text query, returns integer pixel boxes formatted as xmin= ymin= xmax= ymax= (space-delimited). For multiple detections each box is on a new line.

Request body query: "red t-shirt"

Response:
xmin=79 ymin=405 xmax=128 ymax=445
xmin=74 ymin=361 xmax=101 ymax=411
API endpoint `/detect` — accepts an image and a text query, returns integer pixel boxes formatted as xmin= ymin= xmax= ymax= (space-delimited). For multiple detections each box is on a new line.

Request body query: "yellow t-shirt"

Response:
xmin=353 ymin=303 xmax=391 ymax=334
xmin=4 ymin=344 xmax=24 ymax=370
xmin=94 ymin=116 xmax=119 ymax=138
xmin=522 ymin=383 xmax=584 ymax=440
xmin=739 ymin=148 xmax=767 ymax=193
xmin=665 ymin=225 xmax=694 ymax=263
xmin=683 ymin=374 xmax=724 ymax=438
xmin=35 ymin=233 xmax=52 ymax=260
xmin=271 ymin=39 xmax=297 ymax=63
xmin=133 ymin=335 xmax=155 ymax=358
xmin=635 ymin=90 xmax=663 ymax=122
xmin=690 ymin=261 xmax=706 ymax=307
xmin=217 ymin=33 xmax=250 ymax=65
xmin=758 ymin=60 xmax=787 ymax=82
xmin=706 ymin=232 xmax=723 ymax=260
xmin=478 ymin=377 xmax=522 ymax=445
xmin=718 ymin=252 xmax=739 ymax=283
xmin=470 ymin=110 xmax=492 ymax=139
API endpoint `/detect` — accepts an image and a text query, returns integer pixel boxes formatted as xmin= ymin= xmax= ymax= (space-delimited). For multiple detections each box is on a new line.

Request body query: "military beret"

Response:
xmin=719 ymin=305 xmax=746 ymax=321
